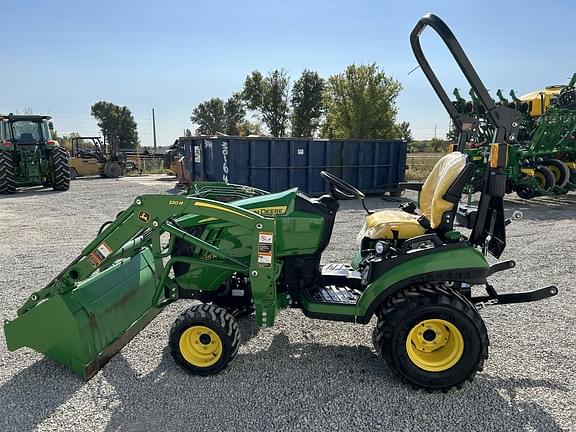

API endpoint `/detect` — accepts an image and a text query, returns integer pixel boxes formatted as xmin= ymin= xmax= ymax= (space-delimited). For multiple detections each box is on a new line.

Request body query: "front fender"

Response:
xmin=355 ymin=245 xmax=488 ymax=323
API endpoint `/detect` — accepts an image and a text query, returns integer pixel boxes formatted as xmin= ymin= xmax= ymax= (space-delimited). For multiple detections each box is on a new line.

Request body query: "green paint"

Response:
xmin=355 ymin=246 xmax=488 ymax=317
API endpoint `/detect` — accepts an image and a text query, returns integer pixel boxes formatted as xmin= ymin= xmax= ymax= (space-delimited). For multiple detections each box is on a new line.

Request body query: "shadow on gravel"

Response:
xmin=0 ymin=189 xmax=64 ymax=200
xmin=97 ymin=332 xmax=568 ymax=432
xmin=0 ymin=360 xmax=82 ymax=431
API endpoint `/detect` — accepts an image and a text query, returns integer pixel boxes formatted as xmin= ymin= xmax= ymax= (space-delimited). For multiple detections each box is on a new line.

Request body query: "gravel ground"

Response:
xmin=0 ymin=175 xmax=574 ymax=432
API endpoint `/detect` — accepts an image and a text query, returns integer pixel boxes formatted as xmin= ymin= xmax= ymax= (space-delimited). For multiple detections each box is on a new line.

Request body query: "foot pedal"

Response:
xmin=321 ymin=263 xmax=362 ymax=289
xmin=305 ymin=285 xmax=360 ymax=305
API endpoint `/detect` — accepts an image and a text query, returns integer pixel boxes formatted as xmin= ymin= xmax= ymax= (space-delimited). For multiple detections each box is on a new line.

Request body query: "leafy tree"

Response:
xmin=90 ymin=101 xmax=139 ymax=149
xmin=51 ymin=131 xmax=79 ymax=152
xmin=190 ymin=98 xmax=226 ymax=135
xmin=291 ymin=70 xmax=324 ymax=137
xmin=322 ymin=64 xmax=402 ymax=139
xmin=224 ymin=93 xmax=246 ymax=135
xmin=394 ymin=121 xmax=413 ymax=142
xmin=190 ymin=93 xmax=247 ymax=135
xmin=242 ymin=69 xmax=290 ymax=137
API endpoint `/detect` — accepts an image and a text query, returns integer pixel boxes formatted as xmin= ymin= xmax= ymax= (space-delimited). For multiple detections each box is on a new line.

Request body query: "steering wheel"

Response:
xmin=320 ymin=171 xmax=365 ymax=200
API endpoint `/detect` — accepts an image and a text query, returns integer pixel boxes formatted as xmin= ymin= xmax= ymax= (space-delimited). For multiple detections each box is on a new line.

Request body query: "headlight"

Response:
xmin=375 ymin=241 xmax=386 ymax=255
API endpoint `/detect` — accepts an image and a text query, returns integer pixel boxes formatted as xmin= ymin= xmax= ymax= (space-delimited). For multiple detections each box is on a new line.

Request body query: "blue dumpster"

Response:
xmin=180 ymin=137 xmax=407 ymax=196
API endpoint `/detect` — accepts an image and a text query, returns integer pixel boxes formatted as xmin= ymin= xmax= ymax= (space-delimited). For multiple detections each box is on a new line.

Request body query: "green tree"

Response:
xmin=190 ymin=98 xmax=226 ymax=135
xmin=224 ymin=93 xmax=246 ymax=135
xmin=90 ymin=101 xmax=139 ymax=149
xmin=51 ymin=131 xmax=79 ymax=152
xmin=291 ymin=70 xmax=324 ymax=137
xmin=191 ymin=93 xmax=247 ymax=135
xmin=322 ymin=64 xmax=402 ymax=139
xmin=395 ymin=121 xmax=413 ymax=142
xmin=242 ymin=69 xmax=290 ymax=137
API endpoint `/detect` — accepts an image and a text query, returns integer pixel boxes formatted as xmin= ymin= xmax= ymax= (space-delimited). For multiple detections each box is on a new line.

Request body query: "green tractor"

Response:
xmin=0 ymin=114 xmax=70 ymax=193
xmin=3 ymin=14 xmax=558 ymax=391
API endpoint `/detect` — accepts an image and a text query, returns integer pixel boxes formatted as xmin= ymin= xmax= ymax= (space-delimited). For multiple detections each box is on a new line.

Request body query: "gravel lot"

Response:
xmin=0 ymin=175 xmax=574 ymax=432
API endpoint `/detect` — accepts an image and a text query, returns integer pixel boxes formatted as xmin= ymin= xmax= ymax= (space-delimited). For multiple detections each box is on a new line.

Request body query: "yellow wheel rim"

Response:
xmin=534 ymin=172 xmax=546 ymax=188
xmin=179 ymin=325 xmax=223 ymax=367
xmin=405 ymin=319 xmax=464 ymax=372
xmin=547 ymin=165 xmax=561 ymax=183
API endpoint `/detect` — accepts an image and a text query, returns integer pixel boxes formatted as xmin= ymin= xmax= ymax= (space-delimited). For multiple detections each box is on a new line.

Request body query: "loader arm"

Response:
xmin=17 ymin=195 xmax=280 ymax=326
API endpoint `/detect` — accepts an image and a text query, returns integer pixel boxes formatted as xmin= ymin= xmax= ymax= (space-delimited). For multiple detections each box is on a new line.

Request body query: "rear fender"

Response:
xmin=355 ymin=246 xmax=489 ymax=323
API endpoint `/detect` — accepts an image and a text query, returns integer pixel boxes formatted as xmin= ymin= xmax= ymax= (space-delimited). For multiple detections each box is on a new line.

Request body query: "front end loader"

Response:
xmin=4 ymin=14 xmax=558 ymax=391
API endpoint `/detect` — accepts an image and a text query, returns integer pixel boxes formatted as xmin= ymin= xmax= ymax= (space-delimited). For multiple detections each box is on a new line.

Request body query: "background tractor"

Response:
xmin=0 ymin=114 xmax=69 ymax=193
xmin=3 ymin=14 xmax=558 ymax=391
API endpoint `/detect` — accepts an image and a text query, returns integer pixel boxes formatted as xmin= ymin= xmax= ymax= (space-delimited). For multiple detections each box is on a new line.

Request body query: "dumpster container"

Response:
xmin=180 ymin=136 xmax=407 ymax=196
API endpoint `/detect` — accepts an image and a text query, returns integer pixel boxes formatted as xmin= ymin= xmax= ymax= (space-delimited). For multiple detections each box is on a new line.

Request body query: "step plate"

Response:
xmin=305 ymin=285 xmax=360 ymax=305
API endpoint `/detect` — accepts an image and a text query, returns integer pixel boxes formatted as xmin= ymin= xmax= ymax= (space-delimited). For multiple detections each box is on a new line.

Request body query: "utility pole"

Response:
xmin=152 ymin=108 xmax=157 ymax=153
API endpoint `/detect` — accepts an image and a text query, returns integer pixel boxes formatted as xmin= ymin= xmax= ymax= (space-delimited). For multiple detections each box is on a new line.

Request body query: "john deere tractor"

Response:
xmin=0 ymin=114 xmax=70 ymax=193
xmin=3 ymin=15 xmax=558 ymax=391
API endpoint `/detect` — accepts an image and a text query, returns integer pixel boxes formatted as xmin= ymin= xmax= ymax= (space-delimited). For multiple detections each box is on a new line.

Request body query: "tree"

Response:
xmin=395 ymin=121 xmax=413 ymax=142
xmin=51 ymin=131 xmax=79 ymax=152
xmin=190 ymin=98 xmax=226 ymax=135
xmin=190 ymin=93 xmax=247 ymax=135
xmin=90 ymin=101 xmax=139 ymax=149
xmin=224 ymin=93 xmax=246 ymax=135
xmin=291 ymin=70 xmax=324 ymax=137
xmin=242 ymin=69 xmax=290 ymax=137
xmin=322 ymin=64 xmax=402 ymax=139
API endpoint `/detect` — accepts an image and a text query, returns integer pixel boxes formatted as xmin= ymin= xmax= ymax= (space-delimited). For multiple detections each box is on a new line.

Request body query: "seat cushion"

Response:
xmin=359 ymin=210 xmax=427 ymax=241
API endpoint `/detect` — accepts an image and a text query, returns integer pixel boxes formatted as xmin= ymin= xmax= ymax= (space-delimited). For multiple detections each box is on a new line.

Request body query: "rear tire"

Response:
xmin=543 ymin=159 xmax=570 ymax=189
xmin=0 ymin=151 xmax=16 ymax=194
xmin=49 ymin=148 xmax=70 ymax=191
xmin=170 ymin=304 xmax=240 ymax=376
xmin=373 ymin=283 xmax=489 ymax=391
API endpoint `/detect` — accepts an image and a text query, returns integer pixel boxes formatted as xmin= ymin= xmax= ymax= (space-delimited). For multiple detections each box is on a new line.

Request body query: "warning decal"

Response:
xmin=257 ymin=232 xmax=273 ymax=267
xmin=87 ymin=242 xmax=113 ymax=268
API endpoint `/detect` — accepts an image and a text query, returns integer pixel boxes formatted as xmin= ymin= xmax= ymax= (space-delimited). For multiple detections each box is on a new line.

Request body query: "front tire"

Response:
xmin=170 ymin=304 xmax=240 ymax=376
xmin=104 ymin=161 xmax=123 ymax=178
xmin=373 ymin=283 xmax=488 ymax=391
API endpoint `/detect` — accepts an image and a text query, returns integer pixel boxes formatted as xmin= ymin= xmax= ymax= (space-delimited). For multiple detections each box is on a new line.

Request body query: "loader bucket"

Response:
xmin=4 ymin=248 xmax=160 ymax=379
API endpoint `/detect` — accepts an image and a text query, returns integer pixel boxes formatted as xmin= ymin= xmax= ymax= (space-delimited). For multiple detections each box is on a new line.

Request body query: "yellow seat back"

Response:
xmin=419 ymin=152 xmax=467 ymax=228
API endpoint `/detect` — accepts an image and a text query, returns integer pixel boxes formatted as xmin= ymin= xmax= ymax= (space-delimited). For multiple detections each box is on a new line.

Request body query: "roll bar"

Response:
xmin=410 ymin=13 xmax=522 ymax=150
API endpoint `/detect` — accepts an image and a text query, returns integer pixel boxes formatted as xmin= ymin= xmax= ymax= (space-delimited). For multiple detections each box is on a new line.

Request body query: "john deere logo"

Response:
xmin=250 ymin=206 xmax=288 ymax=216
xmin=138 ymin=211 xmax=150 ymax=223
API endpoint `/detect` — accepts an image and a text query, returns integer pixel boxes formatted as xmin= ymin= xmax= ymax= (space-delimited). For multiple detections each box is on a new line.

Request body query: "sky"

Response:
xmin=2 ymin=0 xmax=574 ymax=147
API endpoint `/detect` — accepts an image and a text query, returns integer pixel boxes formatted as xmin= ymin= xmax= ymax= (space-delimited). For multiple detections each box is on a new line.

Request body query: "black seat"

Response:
xmin=18 ymin=133 xmax=35 ymax=143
